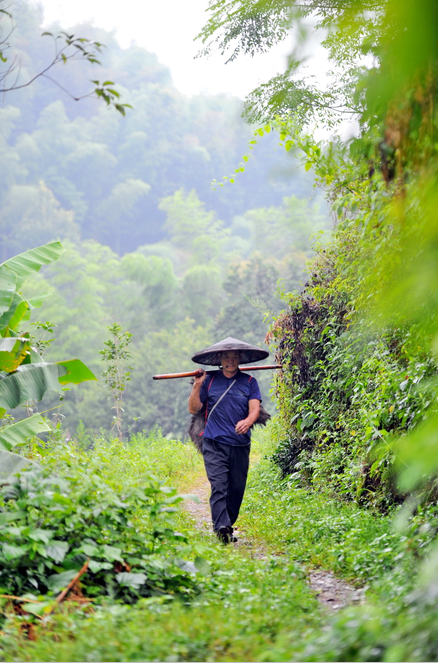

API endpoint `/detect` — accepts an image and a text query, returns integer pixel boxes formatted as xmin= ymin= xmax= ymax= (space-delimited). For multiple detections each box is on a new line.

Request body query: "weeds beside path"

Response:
xmin=182 ymin=449 xmax=363 ymax=612
xmin=2 ymin=430 xmax=433 ymax=662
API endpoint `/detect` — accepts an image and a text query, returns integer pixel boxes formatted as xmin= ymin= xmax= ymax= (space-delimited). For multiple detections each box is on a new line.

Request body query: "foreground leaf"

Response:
xmin=0 ymin=363 xmax=67 ymax=410
xmin=1 ymin=242 xmax=65 ymax=290
xmin=0 ymin=413 xmax=51 ymax=451
xmin=2 ymin=542 xmax=28 ymax=561
xmin=116 ymin=572 xmax=147 ymax=589
xmin=46 ymin=570 xmax=78 ymax=593
xmin=44 ymin=541 xmax=69 ymax=563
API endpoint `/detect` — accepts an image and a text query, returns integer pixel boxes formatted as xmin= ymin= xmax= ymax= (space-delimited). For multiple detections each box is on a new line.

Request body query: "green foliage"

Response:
xmin=0 ymin=436 xmax=202 ymax=611
xmin=100 ymin=323 xmax=133 ymax=440
xmin=197 ymin=0 xmax=383 ymax=130
xmin=4 ymin=430 xmax=438 ymax=663
xmin=0 ymin=2 xmax=306 ymax=259
xmin=217 ymin=0 xmax=438 ymax=518
xmin=0 ymin=413 xmax=50 ymax=451
xmin=159 ymin=189 xmax=229 ymax=264
xmin=0 ymin=242 xmax=95 ymax=465
xmin=0 ymin=555 xmax=318 ymax=662
xmin=267 ymin=227 xmax=438 ymax=509
xmin=18 ymin=183 xmax=327 ymax=436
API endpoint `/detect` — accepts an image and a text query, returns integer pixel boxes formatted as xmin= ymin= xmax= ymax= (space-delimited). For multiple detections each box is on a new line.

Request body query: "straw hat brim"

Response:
xmin=191 ymin=336 xmax=269 ymax=366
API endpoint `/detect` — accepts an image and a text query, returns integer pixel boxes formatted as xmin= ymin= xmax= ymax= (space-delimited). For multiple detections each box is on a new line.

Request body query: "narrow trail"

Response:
xmin=184 ymin=475 xmax=365 ymax=611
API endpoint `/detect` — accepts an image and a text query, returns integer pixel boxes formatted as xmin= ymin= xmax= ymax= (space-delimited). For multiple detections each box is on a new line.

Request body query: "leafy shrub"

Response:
xmin=0 ymin=440 xmax=202 ymax=608
xmin=268 ymin=231 xmax=438 ymax=510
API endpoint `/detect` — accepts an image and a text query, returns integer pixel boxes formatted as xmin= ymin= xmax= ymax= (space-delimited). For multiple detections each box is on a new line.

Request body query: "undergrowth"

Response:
xmin=269 ymin=230 xmax=438 ymax=511
xmin=2 ymin=424 xmax=438 ymax=661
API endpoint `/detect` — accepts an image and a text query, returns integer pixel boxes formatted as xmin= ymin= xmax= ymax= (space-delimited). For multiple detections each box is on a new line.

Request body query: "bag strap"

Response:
xmin=206 ymin=379 xmax=236 ymax=421
xmin=204 ymin=375 xmax=215 ymax=425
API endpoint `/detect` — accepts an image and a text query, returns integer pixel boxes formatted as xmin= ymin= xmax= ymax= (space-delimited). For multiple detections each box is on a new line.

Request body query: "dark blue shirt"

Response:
xmin=199 ymin=369 xmax=262 ymax=446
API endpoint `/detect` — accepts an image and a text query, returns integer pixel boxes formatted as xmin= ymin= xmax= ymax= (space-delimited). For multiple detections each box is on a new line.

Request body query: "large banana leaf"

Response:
xmin=0 ymin=265 xmax=17 ymax=315
xmin=0 ymin=449 xmax=38 ymax=481
xmin=0 ymin=363 xmax=67 ymax=410
xmin=0 ymin=338 xmax=30 ymax=372
xmin=0 ymin=413 xmax=51 ymax=451
xmin=1 ymin=242 xmax=65 ymax=290
xmin=0 ymin=360 xmax=96 ymax=411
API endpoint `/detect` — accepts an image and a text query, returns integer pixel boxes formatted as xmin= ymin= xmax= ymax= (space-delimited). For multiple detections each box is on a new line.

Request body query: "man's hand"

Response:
xmin=235 ymin=399 xmax=260 ymax=434
xmin=235 ymin=418 xmax=251 ymax=434
xmin=188 ymin=369 xmax=206 ymax=414
xmin=193 ymin=368 xmax=207 ymax=386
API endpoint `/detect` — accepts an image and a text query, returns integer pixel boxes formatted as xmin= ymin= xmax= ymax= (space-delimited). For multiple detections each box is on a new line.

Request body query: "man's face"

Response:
xmin=221 ymin=350 xmax=240 ymax=374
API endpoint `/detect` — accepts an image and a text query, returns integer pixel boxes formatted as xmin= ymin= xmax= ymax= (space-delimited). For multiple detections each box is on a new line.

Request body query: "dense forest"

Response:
xmin=1 ymin=0 xmax=438 ymax=661
xmin=1 ymin=1 xmax=329 ymax=435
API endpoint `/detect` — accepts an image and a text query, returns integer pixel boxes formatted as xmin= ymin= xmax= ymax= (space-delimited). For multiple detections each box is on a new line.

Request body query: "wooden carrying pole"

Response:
xmin=152 ymin=365 xmax=282 ymax=380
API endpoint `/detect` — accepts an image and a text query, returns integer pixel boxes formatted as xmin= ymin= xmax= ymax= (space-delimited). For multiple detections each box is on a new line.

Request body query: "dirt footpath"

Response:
xmin=184 ymin=476 xmax=364 ymax=611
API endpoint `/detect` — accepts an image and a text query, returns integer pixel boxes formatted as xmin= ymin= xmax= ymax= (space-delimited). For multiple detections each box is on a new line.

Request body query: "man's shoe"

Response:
xmin=216 ymin=526 xmax=238 ymax=544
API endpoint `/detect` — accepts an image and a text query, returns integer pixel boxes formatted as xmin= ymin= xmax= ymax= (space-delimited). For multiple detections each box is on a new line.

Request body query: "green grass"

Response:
xmin=1 ymin=551 xmax=321 ymax=662
xmin=1 ymin=424 xmax=438 ymax=662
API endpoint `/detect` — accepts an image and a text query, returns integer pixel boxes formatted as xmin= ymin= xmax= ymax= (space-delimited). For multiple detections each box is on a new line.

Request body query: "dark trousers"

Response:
xmin=202 ymin=437 xmax=250 ymax=531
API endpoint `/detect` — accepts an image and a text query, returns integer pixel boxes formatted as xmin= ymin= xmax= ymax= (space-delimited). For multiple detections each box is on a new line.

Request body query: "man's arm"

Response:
xmin=188 ymin=369 xmax=206 ymax=414
xmin=235 ymin=399 xmax=260 ymax=435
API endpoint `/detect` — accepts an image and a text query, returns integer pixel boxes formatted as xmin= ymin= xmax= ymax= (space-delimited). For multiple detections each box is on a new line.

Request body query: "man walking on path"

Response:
xmin=188 ymin=337 xmax=268 ymax=543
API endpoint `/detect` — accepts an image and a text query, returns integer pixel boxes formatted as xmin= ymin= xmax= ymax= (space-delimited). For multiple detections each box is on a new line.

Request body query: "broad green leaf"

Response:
xmin=0 ymin=449 xmax=38 ymax=480
xmin=46 ymin=569 xmax=78 ymax=593
xmin=0 ymin=265 xmax=16 ymax=315
xmin=3 ymin=542 xmax=27 ymax=561
xmin=80 ymin=542 xmax=98 ymax=556
xmin=0 ymin=511 xmax=25 ymax=525
xmin=29 ymin=529 xmax=53 ymax=544
xmin=1 ymin=242 xmax=65 ymax=290
xmin=0 ymin=413 xmax=51 ymax=450
xmin=115 ymin=572 xmax=147 ymax=588
xmin=89 ymin=560 xmax=112 ymax=573
xmin=0 ymin=338 xmax=30 ymax=372
xmin=57 ymin=359 xmax=97 ymax=384
xmin=102 ymin=544 xmax=123 ymax=562
xmin=44 ymin=541 xmax=69 ymax=563
xmin=0 ymin=364 xmax=67 ymax=411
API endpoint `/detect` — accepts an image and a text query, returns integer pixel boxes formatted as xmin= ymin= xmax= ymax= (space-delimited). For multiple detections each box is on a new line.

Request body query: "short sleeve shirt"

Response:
xmin=199 ymin=369 xmax=262 ymax=446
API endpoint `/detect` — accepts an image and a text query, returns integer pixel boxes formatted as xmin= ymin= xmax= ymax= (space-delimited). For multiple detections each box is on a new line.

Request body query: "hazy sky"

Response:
xmin=38 ymin=0 xmax=309 ymax=98
xmin=37 ymin=0 xmax=358 ymax=138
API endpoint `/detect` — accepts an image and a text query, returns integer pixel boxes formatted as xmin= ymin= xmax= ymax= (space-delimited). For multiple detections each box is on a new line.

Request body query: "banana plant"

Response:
xmin=0 ymin=242 xmax=97 ymax=456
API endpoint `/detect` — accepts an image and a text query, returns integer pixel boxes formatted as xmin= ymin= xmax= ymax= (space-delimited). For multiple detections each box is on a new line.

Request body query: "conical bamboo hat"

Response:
xmin=191 ymin=336 xmax=269 ymax=366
